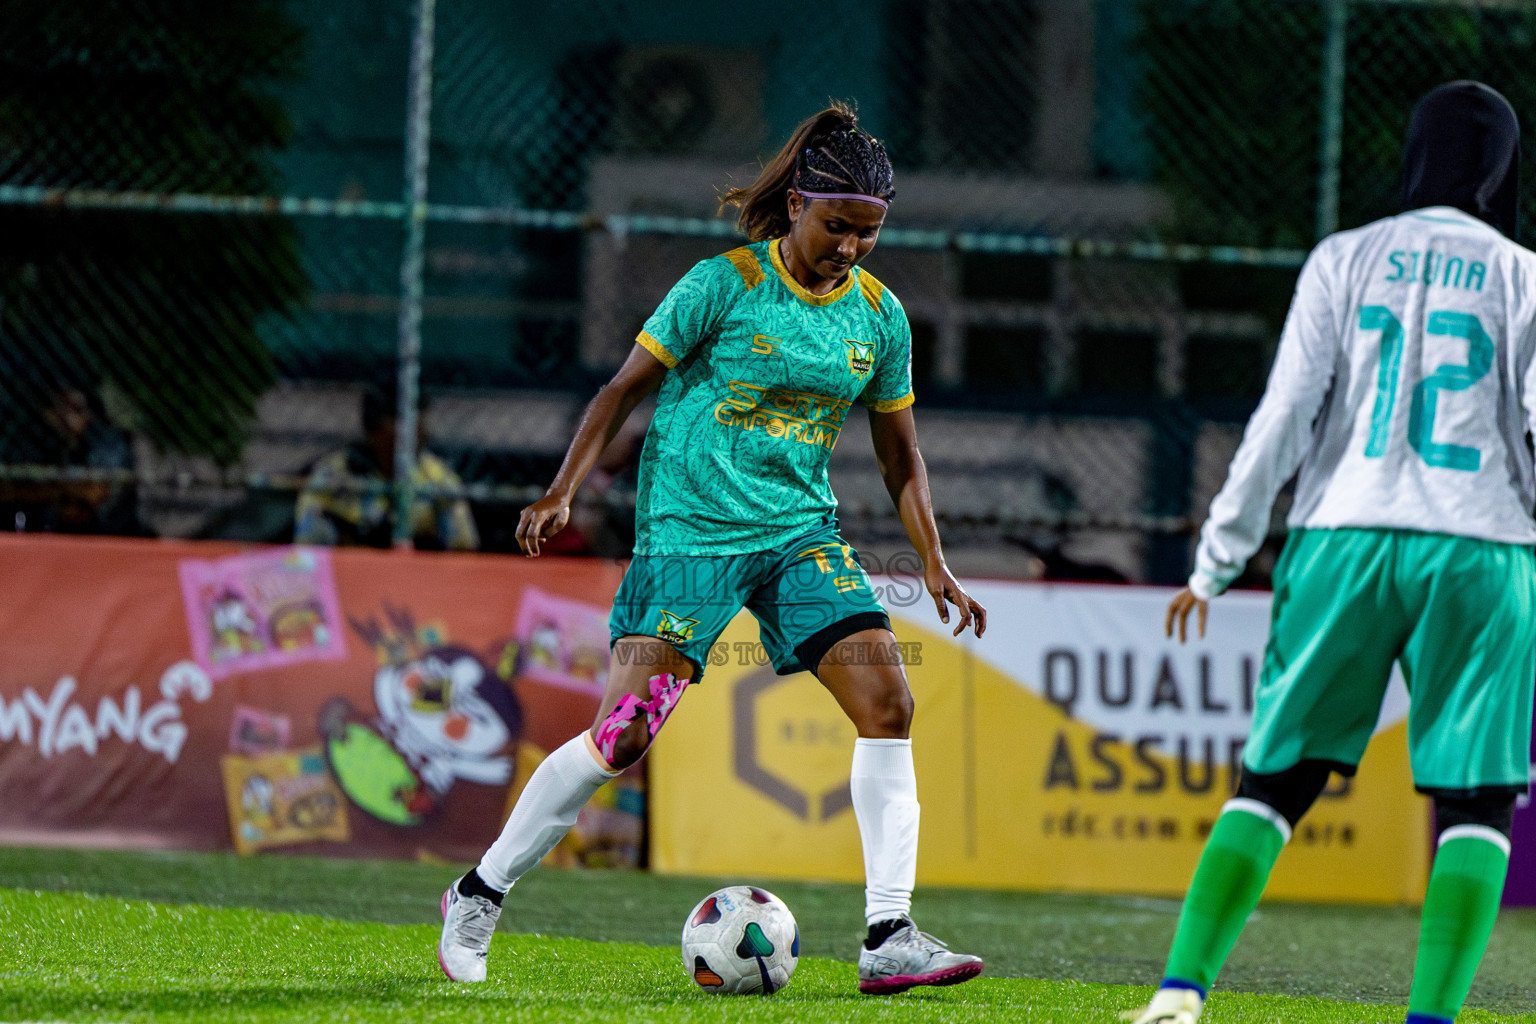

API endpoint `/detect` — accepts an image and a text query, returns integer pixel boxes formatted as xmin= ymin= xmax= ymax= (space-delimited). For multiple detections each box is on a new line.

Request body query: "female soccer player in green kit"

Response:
xmin=436 ymin=104 xmax=988 ymax=995
xmin=1132 ymin=81 xmax=1535 ymax=1024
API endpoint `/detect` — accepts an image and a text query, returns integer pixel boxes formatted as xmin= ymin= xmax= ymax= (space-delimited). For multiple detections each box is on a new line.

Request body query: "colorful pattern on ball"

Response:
xmin=680 ymin=885 xmax=800 ymax=995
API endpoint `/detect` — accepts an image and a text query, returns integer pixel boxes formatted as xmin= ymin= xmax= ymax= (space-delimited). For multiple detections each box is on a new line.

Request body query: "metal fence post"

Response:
xmin=1316 ymin=0 xmax=1348 ymax=241
xmin=393 ymin=0 xmax=437 ymax=549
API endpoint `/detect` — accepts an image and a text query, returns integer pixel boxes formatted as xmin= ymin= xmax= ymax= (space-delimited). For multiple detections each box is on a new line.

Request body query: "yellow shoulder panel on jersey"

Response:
xmin=723 ymin=247 xmax=767 ymax=290
xmin=856 ymin=269 xmax=886 ymax=313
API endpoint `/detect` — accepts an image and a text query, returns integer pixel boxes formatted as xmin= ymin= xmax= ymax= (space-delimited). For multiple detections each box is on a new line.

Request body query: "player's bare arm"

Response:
xmin=515 ymin=345 xmax=667 ymax=557
xmin=869 ymin=406 xmax=985 ymax=638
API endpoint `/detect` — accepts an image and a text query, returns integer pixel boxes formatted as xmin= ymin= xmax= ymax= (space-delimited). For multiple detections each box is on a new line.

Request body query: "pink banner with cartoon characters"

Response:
xmin=0 ymin=534 xmax=634 ymax=864
xmin=178 ymin=547 xmax=347 ymax=680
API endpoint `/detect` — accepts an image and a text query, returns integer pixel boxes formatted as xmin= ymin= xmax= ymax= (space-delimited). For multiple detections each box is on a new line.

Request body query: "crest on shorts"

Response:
xmin=844 ymin=339 xmax=876 ymax=379
xmin=656 ymin=610 xmax=699 ymax=645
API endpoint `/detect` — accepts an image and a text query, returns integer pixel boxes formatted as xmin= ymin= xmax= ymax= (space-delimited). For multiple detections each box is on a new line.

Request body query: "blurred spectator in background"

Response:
xmin=294 ymin=384 xmax=478 ymax=551
xmin=1015 ymin=536 xmax=1129 ymax=583
xmin=1005 ymin=472 xmax=1128 ymax=582
xmin=0 ymin=381 xmax=145 ymax=536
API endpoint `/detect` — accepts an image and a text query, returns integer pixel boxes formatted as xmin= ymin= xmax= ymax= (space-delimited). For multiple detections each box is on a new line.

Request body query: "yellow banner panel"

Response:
xmin=651 ymin=606 xmax=1428 ymax=904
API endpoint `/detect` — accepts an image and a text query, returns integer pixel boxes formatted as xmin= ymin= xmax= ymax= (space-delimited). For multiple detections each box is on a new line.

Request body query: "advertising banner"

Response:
xmin=178 ymin=547 xmax=347 ymax=680
xmin=0 ymin=535 xmax=630 ymax=864
xmin=651 ymin=579 xmax=1431 ymax=903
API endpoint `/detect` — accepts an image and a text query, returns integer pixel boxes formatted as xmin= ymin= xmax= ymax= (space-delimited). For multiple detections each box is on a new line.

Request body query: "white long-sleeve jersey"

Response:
xmin=1190 ymin=206 xmax=1536 ymax=600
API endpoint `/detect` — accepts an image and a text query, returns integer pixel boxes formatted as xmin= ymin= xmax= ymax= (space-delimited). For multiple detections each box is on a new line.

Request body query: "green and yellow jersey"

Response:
xmin=634 ymin=238 xmax=914 ymax=555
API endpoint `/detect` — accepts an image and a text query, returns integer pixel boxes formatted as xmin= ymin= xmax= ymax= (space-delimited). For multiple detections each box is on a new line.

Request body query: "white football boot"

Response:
xmin=856 ymin=917 xmax=984 ymax=994
xmin=437 ymin=882 xmax=502 ymax=983
xmin=1121 ymin=987 xmax=1204 ymax=1024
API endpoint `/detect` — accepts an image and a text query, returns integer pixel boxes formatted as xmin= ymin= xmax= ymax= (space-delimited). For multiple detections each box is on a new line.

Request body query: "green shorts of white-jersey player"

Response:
xmin=1245 ymin=527 xmax=1535 ymax=795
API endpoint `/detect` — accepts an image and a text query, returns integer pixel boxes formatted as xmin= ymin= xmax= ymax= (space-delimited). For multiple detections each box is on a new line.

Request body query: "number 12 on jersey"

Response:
xmin=1359 ymin=305 xmax=1493 ymax=471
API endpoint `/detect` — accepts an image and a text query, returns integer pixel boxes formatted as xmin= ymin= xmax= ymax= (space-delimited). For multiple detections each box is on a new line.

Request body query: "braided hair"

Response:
xmin=722 ymin=102 xmax=896 ymax=242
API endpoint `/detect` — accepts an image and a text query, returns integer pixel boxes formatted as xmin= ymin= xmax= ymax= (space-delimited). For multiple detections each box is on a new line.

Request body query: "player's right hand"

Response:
xmin=1164 ymin=587 xmax=1207 ymax=643
xmin=516 ymin=492 xmax=570 ymax=557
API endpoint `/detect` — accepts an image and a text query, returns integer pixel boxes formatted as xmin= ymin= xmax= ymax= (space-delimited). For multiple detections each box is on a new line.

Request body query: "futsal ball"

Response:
xmin=681 ymin=885 xmax=799 ymax=994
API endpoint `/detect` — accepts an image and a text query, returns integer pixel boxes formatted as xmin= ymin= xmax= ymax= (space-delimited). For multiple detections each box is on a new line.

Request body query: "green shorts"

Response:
xmin=1245 ymin=527 xmax=1535 ymax=796
xmin=609 ymin=518 xmax=890 ymax=682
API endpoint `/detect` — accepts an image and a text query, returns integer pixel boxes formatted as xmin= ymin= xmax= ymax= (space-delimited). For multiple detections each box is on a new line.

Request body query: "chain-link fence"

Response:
xmin=2 ymin=0 xmax=1533 ymax=582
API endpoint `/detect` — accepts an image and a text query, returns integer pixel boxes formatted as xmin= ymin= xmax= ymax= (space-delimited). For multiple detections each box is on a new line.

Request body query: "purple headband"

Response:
xmin=794 ymin=188 xmax=889 ymax=210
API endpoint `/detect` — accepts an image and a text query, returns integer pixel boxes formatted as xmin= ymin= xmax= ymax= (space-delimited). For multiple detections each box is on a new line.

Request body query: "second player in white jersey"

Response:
xmin=1136 ymin=82 xmax=1534 ymax=1024
xmin=1190 ymin=205 xmax=1536 ymax=600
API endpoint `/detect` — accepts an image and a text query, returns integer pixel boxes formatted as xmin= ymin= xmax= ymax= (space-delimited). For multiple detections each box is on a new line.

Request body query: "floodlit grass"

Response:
xmin=1 ymin=847 xmax=1533 ymax=1022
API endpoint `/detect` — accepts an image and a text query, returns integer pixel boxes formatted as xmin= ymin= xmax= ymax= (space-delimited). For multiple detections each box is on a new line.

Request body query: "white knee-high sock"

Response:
xmin=850 ymin=737 xmax=920 ymax=925
xmin=477 ymin=733 xmax=618 ymax=892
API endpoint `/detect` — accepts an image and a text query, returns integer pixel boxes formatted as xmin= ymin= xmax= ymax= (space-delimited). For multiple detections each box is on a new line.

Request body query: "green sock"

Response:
xmin=1408 ymin=829 xmax=1510 ymax=1020
xmin=1163 ymin=802 xmax=1288 ymax=991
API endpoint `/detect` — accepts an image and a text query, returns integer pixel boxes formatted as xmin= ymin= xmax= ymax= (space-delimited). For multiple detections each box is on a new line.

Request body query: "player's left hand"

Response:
xmin=925 ymin=562 xmax=986 ymax=638
xmin=1165 ymin=587 xmax=1208 ymax=643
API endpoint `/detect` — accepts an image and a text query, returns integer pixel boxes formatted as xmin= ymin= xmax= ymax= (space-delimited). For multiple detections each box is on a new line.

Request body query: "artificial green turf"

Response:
xmin=1 ymin=888 xmax=1529 ymax=1024
xmin=2 ymin=846 xmax=1534 ymax=1021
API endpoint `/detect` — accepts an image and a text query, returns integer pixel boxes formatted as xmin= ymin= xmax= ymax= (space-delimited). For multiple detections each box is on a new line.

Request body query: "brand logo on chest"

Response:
xmin=844 ymin=339 xmax=876 ymax=379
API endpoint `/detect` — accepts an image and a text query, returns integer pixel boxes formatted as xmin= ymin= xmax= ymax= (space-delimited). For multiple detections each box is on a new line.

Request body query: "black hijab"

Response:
xmin=1402 ymin=80 xmax=1520 ymax=237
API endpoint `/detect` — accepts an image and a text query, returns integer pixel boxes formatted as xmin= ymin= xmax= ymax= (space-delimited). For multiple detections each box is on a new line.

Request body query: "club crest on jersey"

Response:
xmin=844 ymin=339 xmax=876 ymax=379
xmin=656 ymin=610 xmax=698 ymax=644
